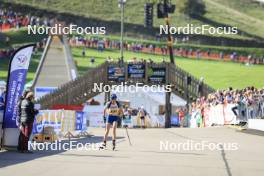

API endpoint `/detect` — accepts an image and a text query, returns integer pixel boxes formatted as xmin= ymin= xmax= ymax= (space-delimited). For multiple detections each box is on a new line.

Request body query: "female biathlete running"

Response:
xmin=100 ymin=94 xmax=123 ymax=150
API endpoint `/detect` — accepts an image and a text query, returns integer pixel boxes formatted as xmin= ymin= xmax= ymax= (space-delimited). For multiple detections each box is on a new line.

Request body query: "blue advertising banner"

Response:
xmin=127 ymin=63 xmax=145 ymax=79
xmin=3 ymin=45 xmax=35 ymax=128
xmin=171 ymin=115 xmax=180 ymax=126
xmin=107 ymin=66 xmax=125 ymax=82
xmin=32 ymin=110 xmax=63 ymax=135
xmin=32 ymin=110 xmax=86 ymax=135
xmin=76 ymin=111 xmax=86 ymax=131
xmin=148 ymin=66 xmax=166 ymax=84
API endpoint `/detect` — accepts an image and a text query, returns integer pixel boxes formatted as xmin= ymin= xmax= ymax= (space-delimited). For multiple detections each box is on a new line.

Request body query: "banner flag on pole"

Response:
xmin=3 ymin=44 xmax=35 ymax=128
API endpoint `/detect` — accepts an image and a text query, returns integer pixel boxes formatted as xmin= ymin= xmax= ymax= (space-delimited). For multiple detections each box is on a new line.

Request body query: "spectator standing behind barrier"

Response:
xmin=123 ymin=105 xmax=131 ymax=120
xmin=192 ymin=87 xmax=264 ymax=124
xmin=122 ymin=105 xmax=132 ymax=128
xmin=17 ymin=92 xmax=38 ymax=153
xmin=178 ymin=108 xmax=185 ymax=127
xmin=231 ymin=94 xmax=240 ymax=119
xmin=138 ymin=106 xmax=147 ymax=129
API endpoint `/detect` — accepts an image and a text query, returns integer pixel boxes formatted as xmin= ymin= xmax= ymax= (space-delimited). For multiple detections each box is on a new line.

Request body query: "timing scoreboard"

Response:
xmin=107 ymin=63 xmax=167 ymax=84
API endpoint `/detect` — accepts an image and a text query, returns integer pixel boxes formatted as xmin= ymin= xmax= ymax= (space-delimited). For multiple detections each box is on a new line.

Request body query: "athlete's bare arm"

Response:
xmin=103 ymin=108 xmax=107 ymax=117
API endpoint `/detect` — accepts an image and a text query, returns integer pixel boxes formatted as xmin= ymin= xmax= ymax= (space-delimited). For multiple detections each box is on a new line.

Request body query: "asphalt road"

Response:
xmin=0 ymin=127 xmax=264 ymax=176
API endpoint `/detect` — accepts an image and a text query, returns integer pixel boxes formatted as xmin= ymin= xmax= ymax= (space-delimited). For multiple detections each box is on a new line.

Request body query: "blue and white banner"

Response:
xmin=32 ymin=110 xmax=63 ymax=135
xmin=76 ymin=111 xmax=87 ymax=131
xmin=3 ymin=45 xmax=35 ymax=128
xmin=32 ymin=110 xmax=87 ymax=135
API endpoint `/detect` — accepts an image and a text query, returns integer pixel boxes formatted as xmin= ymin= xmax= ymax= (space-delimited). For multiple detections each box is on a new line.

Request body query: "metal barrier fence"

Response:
xmin=240 ymin=101 xmax=264 ymax=121
xmin=188 ymin=100 xmax=264 ymax=128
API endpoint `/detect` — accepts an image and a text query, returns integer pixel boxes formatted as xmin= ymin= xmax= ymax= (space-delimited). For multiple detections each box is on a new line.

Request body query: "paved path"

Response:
xmin=0 ymin=127 xmax=264 ymax=176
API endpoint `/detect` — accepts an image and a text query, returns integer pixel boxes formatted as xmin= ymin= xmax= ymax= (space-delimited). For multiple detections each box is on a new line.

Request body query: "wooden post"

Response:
xmin=185 ymin=75 xmax=190 ymax=112
xmin=164 ymin=0 xmax=175 ymax=65
xmin=165 ymin=91 xmax=171 ymax=128
xmin=145 ymin=61 xmax=148 ymax=84
xmin=165 ymin=63 xmax=171 ymax=128
xmin=104 ymin=91 xmax=110 ymax=105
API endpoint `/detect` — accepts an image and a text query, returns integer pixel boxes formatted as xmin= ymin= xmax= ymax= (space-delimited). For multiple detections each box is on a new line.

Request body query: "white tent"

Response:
xmin=145 ymin=91 xmax=186 ymax=106
xmin=83 ymin=86 xmax=186 ymax=127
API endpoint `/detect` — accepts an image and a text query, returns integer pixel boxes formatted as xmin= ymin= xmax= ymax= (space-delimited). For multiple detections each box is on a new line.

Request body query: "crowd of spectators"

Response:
xmin=0 ymin=9 xmax=29 ymax=31
xmin=1 ymin=7 xmax=263 ymax=64
xmin=69 ymin=36 xmax=162 ymax=54
xmin=0 ymin=8 xmax=53 ymax=31
xmin=192 ymin=87 xmax=264 ymax=121
xmin=0 ymin=8 xmax=50 ymax=59
xmin=70 ymin=36 xmax=264 ymax=65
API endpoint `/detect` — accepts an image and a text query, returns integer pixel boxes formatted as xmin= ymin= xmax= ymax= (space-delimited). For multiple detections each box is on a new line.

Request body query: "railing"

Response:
xmin=31 ymin=36 xmax=52 ymax=88
xmin=169 ymin=64 xmax=215 ymax=101
xmin=62 ymin=35 xmax=79 ymax=79
xmin=187 ymin=100 xmax=264 ymax=128
xmin=37 ymin=62 xmax=108 ymax=109
xmin=37 ymin=62 xmax=215 ymax=109
xmin=240 ymin=101 xmax=264 ymax=121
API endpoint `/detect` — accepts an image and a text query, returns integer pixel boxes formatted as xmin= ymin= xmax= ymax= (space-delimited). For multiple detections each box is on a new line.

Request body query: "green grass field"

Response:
xmin=0 ymin=44 xmax=263 ymax=89
xmin=0 ymin=52 xmax=42 ymax=82
xmin=0 ymin=28 xmax=47 ymax=49
xmin=5 ymin=0 xmax=264 ymax=39
xmin=72 ymin=47 xmax=264 ymax=89
xmin=0 ymin=47 xmax=263 ymax=89
xmin=1 ymin=27 xmax=263 ymax=90
xmin=2 ymin=28 xmax=264 ymax=58
xmin=83 ymin=33 xmax=264 ymax=57
xmin=0 ymin=0 xmax=263 ymax=96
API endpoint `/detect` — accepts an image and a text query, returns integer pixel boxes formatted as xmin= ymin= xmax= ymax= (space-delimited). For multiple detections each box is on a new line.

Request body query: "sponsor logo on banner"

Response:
xmin=32 ymin=110 xmax=63 ymax=135
xmin=76 ymin=111 xmax=86 ymax=131
xmin=32 ymin=110 xmax=86 ymax=135
xmin=3 ymin=45 xmax=35 ymax=128
xmin=17 ymin=55 xmax=28 ymax=67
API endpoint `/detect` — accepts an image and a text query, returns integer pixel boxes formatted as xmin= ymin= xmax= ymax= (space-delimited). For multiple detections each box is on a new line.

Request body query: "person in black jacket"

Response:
xmin=17 ymin=90 xmax=29 ymax=151
xmin=17 ymin=91 xmax=38 ymax=153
